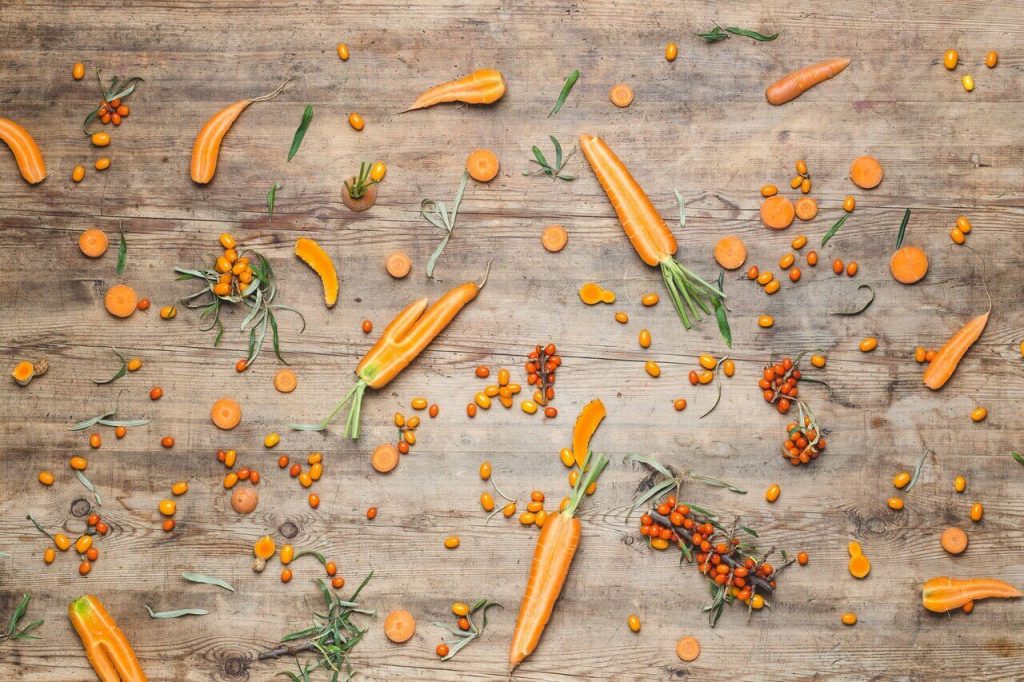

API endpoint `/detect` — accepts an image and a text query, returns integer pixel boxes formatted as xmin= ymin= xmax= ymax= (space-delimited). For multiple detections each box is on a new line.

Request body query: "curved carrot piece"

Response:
xmin=404 ymin=69 xmax=506 ymax=112
xmin=294 ymin=237 xmax=338 ymax=308
xmin=69 ymin=595 xmax=147 ymax=682
xmin=579 ymin=133 xmax=676 ymax=266
xmin=190 ymin=80 xmax=288 ymax=184
xmin=922 ymin=312 xmax=989 ymax=389
xmin=765 ymin=58 xmax=850 ymax=105
xmin=922 ymin=576 xmax=1021 ymax=613
xmin=571 ymin=398 xmax=606 ymax=468
xmin=0 ymin=117 xmax=46 ymax=184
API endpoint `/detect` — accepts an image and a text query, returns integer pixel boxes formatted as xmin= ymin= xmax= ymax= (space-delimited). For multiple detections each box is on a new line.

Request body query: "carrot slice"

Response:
xmin=890 ymin=245 xmax=928 ymax=284
xmin=850 ymin=156 xmax=884 ymax=189
xmin=795 ymin=197 xmax=818 ymax=221
xmin=79 ymin=229 xmax=109 ymax=258
xmin=385 ymin=251 xmax=412 ymax=279
xmin=848 ymin=554 xmax=871 ymax=579
xmin=383 ymin=609 xmax=416 ymax=642
xmin=371 ymin=443 xmax=399 ymax=473
xmin=760 ymin=195 xmax=795 ymax=230
xmin=940 ymin=527 xmax=969 ymax=555
xmin=571 ymin=398 xmax=606 ymax=468
xmin=541 ymin=224 xmax=569 ymax=253
xmin=609 ymin=83 xmax=634 ymax=108
xmin=676 ymin=635 xmax=701 ymax=662
xmin=210 ymin=397 xmax=242 ymax=430
xmin=273 ymin=369 xmax=297 ymax=393
xmin=466 ymin=149 xmax=499 ymax=182
xmin=104 ymin=284 xmax=138 ymax=318
xmin=713 ymin=236 xmax=747 ymax=270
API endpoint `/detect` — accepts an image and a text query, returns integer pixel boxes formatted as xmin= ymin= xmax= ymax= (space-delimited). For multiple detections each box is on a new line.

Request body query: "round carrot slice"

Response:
xmin=104 ymin=284 xmax=138 ymax=318
xmin=371 ymin=443 xmax=399 ymax=473
xmin=466 ymin=148 xmax=499 ymax=182
xmin=795 ymin=197 xmax=818 ymax=221
xmin=541 ymin=224 xmax=568 ymax=253
xmin=210 ymin=397 xmax=242 ymax=430
xmin=850 ymin=155 xmax=884 ymax=189
xmin=940 ymin=527 xmax=968 ymax=555
xmin=676 ymin=635 xmax=701 ymax=662
xmin=889 ymin=245 xmax=928 ymax=284
xmin=273 ymin=369 xmax=297 ymax=393
xmin=713 ymin=236 xmax=747 ymax=270
xmin=383 ymin=609 xmax=416 ymax=643
xmin=609 ymin=83 xmax=634 ymax=108
xmin=760 ymin=195 xmax=795 ymax=230
xmin=79 ymin=229 xmax=109 ymax=258
xmin=385 ymin=251 xmax=411 ymax=279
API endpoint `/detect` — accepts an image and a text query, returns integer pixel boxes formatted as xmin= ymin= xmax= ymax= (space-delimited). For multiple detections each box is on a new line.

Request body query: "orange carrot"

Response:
xmin=385 ymin=251 xmax=412 ymax=278
xmin=210 ymin=397 xmax=242 ymax=430
xmin=0 ymin=117 xmax=46 ymax=184
xmin=541 ymin=224 xmax=568 ymax=253
xmin=79 ymin=229 xmax=109 ymax=258
xmin=293 ymin=267 xmax=488 ymax=439
xmin=404 ymin=69 xmax=506 ymax=112
xmin=760 ymin=196 xmax=795 ymax=229
xmin=940 ymin=527 xmax=969 ymax=555
xmin=676 ymin=636 xmax=701 ymax=662
xmin=384 ymin=610 xmax=416 ymax=642
xmin=273 ymin=369 xmax=297 ymax=393
xmin=608 ymin=83 xmax=634 ymax=108
xmin=922 ymin=312 xmax=989 ymax=389
xmin=190 ymin=79 xmax=289 ymax=184
xmin=294 ymin=237 xmax=338 ymax=308
xmin=795 ymin=197 xmax=818 ymax=221
xmin=890 ymin=245 xmax=929 ymax=284
xmin=466 ymin=148 xmax=500 ymax=182
xmin=579 ymin=134 xmax=725 ymax=335
xmin=922 ymin=576 xmax=1021 ymax=613
xmin=69 ymin=595 xmax=146 ymax=682
xmin=510 ymin=408 xmax=608 ymax=670
xmin=371 ymin=443 xmax=399 ymax=473
xmin=104 ymin=284 xmax=138 ymax=318
xmin=713 ymin=236 xmax=747 ymax=270
xmin=571 ymin=398 xmax=605 ymax=468
xmin=765 ymin=58 xmax=850 ymax=105
xmin=850 ymin=155 xmax=884 ymax=189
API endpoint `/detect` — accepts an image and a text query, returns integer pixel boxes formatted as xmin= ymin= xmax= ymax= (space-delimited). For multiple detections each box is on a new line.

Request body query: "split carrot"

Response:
xmin=190 ymin=79 xmax=289 ymax=184
xmin=403 ymin=69 xmax=506 ymax=112
xmin=579 ymin=134 xmax=724 ymax=335
xmin=69 ymin=595 xmax=146 ymax=682
xmin=765 ymin=58 xmax=851 ymax=105
xmin=0 ymin=117 xmax=46 ymax=184
xmin=293 ymin=266 xmax=489 ymax=439
xmin=571 ymin=398 xmax=605 ymax=468
xmin=713 ymin=236 xmax=747 ymax=270
xmin=922 ymin=577 xmax=1021 ymax=613
xmin=509 ymin=406 xmax=608 ymax=670
xmin=922 ymin=312 xmax=989 ymax=390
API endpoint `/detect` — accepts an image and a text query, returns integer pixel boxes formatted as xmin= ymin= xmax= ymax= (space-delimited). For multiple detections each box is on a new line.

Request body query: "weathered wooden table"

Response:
xmin=2 ymin=1 xmax=1022 ymax=680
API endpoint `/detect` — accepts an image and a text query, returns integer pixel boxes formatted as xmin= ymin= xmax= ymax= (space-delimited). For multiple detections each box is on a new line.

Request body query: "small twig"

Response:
xmin=257 ymin=642 xmax=317 ymax=661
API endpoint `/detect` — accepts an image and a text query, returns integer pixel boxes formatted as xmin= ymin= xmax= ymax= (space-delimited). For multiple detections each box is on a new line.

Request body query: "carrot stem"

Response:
xmin=660 ymin=258 xmax=725 ymax=329
xmin=290 ymin=379 xmax=367 ymax=438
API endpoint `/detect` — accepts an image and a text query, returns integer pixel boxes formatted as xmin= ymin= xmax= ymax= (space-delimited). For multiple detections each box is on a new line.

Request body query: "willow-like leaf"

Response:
xmin=288 ymin=105 xmax=313 ymax=161
xmin=820 ymin=214 xmax=850 ymax=247
xmin=549 ymin=70 xmax=579 ymax=117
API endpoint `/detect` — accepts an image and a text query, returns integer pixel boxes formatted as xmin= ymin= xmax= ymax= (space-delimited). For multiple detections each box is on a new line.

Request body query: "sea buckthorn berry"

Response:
xmin=665 ymin=42 xmax=678 ymax=62
xmin=673 ymin=398 xmax=687 ymax=411
xmin=846 ymin=261 xmax=858 ymax=277
xmin=70 ymin=456 xmax=88 ymax=471
xmin=627 ymin=614 xmax=641 ymax=633
xmin=779 ymin=253 xmax=795 ymax=269
xmin=428 ymin=403 xmax=439 ymax=418
xmin=970 ymin=407 xmax=987 ymax=422
xmin=443 ymin=535 xmax=460 ymax=549
xmin=807 ymin=250 xmax=818 ymax=266
xmin=89 ymin=433 xmax=101 ymax=449
xmin=366 ymin=506 xmax=378 ymax=519
xmin=688 ymin=370 xmax=699 ymax=385
xmin=474 ymin=392 xmax=491 ymax=409
xmin=750 ymin=594 xmax=765 ymax=609
xmin=943 ymin=49 xmax=958 ymax=70
xmin=369 ymin=162 xmax=387 ymax=182
xmin=764 ymin=280 xmax=780 ymax=295
xmin=95 ymin=521 xmax=108 ymax=535
xmin=160 ymin=305 xmax=177 ymax=319
xmin=161 ymin=436 xmax=175 ymax=448
xmin=38 ymin=470 xmax=54 ymax=486
xmin=789 ymin=268 xmax=801 ymax=282
xmin=498 ymin=368 xmax=510 ymax=386
xmin=758 ymin=315 xmax=774 ymax=328
xmin=795 ymin=159 xmax=808 ymax=176
xmin=163 ymin=519 xmax=176 ymax=532
xmin=887 ymin=497 xmax=904 ymax=511
xmin=722 ymin=359 xmax=735 ymax=377
xmin=962 ymin=74 xmax=974 ymax=92
xmin=746 ymin=265 xmax=759 ymax=280
xmin=914 ymin=346 xmax=927 ymax=363
xmin=843 ymin=195 xmax=856 ymax=212
xmin=832 ymin=259 xmax=844 ymax=274
xmin=475 ymin=366 xmax=490 ymax=378
xmin=149 ymin=387 xmax=163 ymax=400
xmin=289 ymin=463 xmax=301 ymax=478
xmin=348 ymin=112 xmax=365 ymax=130
xmin=281 ymin=568 xmax=293 ymax=583
xmin=950 ymin=227 xmax=966 ymax=244
xmin=95 ymin=157 xmax=110 ymax=171
xmin=699 ymin=354 xmax=717 ymax=370
xmin=697 ymin=370 xmax=713 ymax=384
xmin=411 ymin=397 xmax=428 ymax=410
xmin=760 ymin=184 xmax=778 ymax=197
xmin=90 ymin=132 xmax=110 ymax=147
xmin=171 ymin=481 xmax=189 ymax=495
xmin=406 ymin=416 xmax=420 ymax=430
xmin=614 ymin=311 xmax=629 ymax=324
xmin=466 ymin=403 xmax=477 ymax=417
xmin=638 ymin=329 xmax=652 ymax=349
xmin=859 ymin=337 xmax=877 ymax=352
xmin=337 ymin=43 xmax=350 ymax=60
xmin=79 ymin=561 xmax=92 ymax=576
xmin=790 ymin=175 xmax=802 ymax=189
xmin=158 ymin=499 xmax=176 ymax=516
xmin=954 ymin=475 xmax=966 ymax=493
xmin=956 ymin=216 xmax=972 ymax=234
xmin=73 ymin=62 xmax=86 ymax=80
xmin=797 ymin=552 xmax=809 ymax=565
xmin=503 ymin=502 xmax=517 ymax=518
xmin=756 ymin=271 xmax=774 ymax=285
xmin=641 ymin=292 xmax=660 ymax=306
xmin=308 ymin=493 xmax=320 ymax=509
xmin=72 ymin=165 xmax=86 ymax=182
xmin=985 ymin=51 xmax=998 ymax=68
xmin=224 ymin=472 xmax=238 ymax=488
xmin=436 ymin=643 xmax=449 ymax=658
xmin=800 ymin=177 xmax=811 ymax=194
xmin=810 ymin=354 xmax=826 ymax=368
xmin=479 ymin=461 xmax=492 ymax=480
xmin=544 ymin=406 xmax=558 ymax=418
xmin=969 ymin=502 xmax=983 ymax=522
xmin=126 ymin=357 xmax=142 ymax=371
xmin=645 ymin=361 xmax=661 ymax=377
xmin=44 ymin=547 xmax=55 ymax=564
xmin=361 ymin=319 xmax=372 ymax=334
xmin=791 ymin=235 xmax=807 ymax=250
xmin=841 ymin=612 xmax=857 ymax=626
xmin=298 ymin=472 xmax=313 ymax=488
xmin=925 ymin=349 xmax=937 ymax=362
xmin=224 ymin=450 xmax=237 ymax=467
xmin=264 ymin=432 xmax=281 ymax=448
xmin=310 ymin=462 xmax=323 ymax=480
xmin=331 ymin=576 xmax=345 ymax=589
xmin=765 ymin=483 xmax=781 ymax=503
xmin=480 ymin=492 xmax=495 ymax=511
xmin=893 ymin=471 xmax=911 ymax=488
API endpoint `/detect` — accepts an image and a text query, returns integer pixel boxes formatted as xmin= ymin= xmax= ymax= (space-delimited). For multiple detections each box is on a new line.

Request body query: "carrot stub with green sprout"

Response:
xmin=69 ymin=595 xmax=147 ymax=681
xmin=292 ymin=265 xmax=489 ymax=439
xmin=579 ymin=134 xmax=725 ymax=338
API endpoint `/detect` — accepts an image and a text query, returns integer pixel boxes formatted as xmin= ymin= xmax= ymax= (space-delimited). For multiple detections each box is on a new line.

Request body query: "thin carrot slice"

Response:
xmin=571 ymin=398 xmax=606 ymax=468
xmin=850 ymin=156 xmax=884 ymax=189
xmin=79 ymin=229 xmax=109 ymax=258
xmin=760 ymin=195 xmax=795 ymax=230
xmin=890 ymin=245 xmax=928 ymax=284
xmin=676 ymin=635 xmax=701 ymax=662
xmin=104 ymin=284 xmax=138 ymax=318
xmin=541 ymin=224 xmax=568 ymax=253
xmin=371 ymin=443 xmax=399 ymax=473
xmin=940 ymin=527 xmax=968 ymax=555
xmin=848 ymin=554 xmax=871 ymax=579
xmin=713 ymin=236 xmax=747 ymax=270
xmin=466 ymin=149 xmax=499 ymax=182
xmin=273 ymin=369 xmax=297 ymax=393
xmin=795 ymin=197 xmax=818 ymax=221
xmin=385 ymin=251 xmax=412 ymax=279
xmin=210 ymin=397 xmax=242 ymax=430
xmin=383 ymin=609 xmax=416 ymax=642
xmin=609 ymin=83 xmax=634 ymax=107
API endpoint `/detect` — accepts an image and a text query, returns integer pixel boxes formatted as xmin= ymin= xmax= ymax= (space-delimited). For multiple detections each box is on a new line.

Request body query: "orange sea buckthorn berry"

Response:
xmin=38 ymin=470 xmax=55 ymax=486
xmin=970 ymin=502 xmax=984 ymax=522
xmin=331 ymin=576 xmax=345 ymax=589
xmin=764 ymin=280 xmax=780 ymax=295
xmin=95 ymin=157 xmax=111 ymax=171
xmin=673 ymin=398 xmax=687 ymax=411
xmin=791 ymin=235 xmax=807 ymax=250
xmin=887 ymin=497 xmax=904 ymax=511
xmin=149 ymin=386 xmax=163 ymax=400
xmin=479 ymin=461 xmax=491 ymax=480
xmin=800 ymin=177 xmax=811 ymax=194
xmin=779 ymin=253 xmax=795 ymax=269
xmin=163 ymin=519 xmax=177 ymax=532
xmin=795 ymin=159 xmax=808 ymax=176
xmin=72 ymin=165 xmax=86 ymax=182
xmin=846 ymin=261 xmax=858 ymax=277
xmin=79 ymin=561 xmax=92 ymax=576
xmin=843 ymin=195 xmax=856 ymax=212
xmin=281 ymin=568 xmax=293 ymax=583
xmin=758 ymin=315 xmax=774 ymax=328
xmin=627 ymin=614 xmax=641 ymax=633
xmin=765 ymin=484 xmax=781 ymax=503
xmin=665 ymin=42 xmax=678 ymax=62
xmin=790 ymin=175 xmax=802 ymax=189
xmin=348 ymin=112 xmax=365 ymax=130
xmin=73 ymin=62 xmax=86 ymax=80
xmin=171 ymin=481 xmax=189 ymax=495
xmin=970 ymin=407 xmax=988 ymax=422
xmin=361 ymin=319 xmax=372 ymax=334
xmin=985 ymin=51 xmax=998 ymax=68
xmin=789 ymin=267 xmax=802 ymax=282
xmin=746 ymin=265 xmax=759 ymax=280
xmin=443 ymin=536 xmax=460 ymax=549
xmin=841 ymin=612 xmax=857 ymax=626
xmin=161 ymin=436 xmax=175 ymax=448
xmin=954 ymin=475 xmax=967 ymax=493
xmin=337 ymin=43 xmax=350 ymax=60
xmin=806 ymin=250 xmax=818 ymax=266
xmin=893 ymin=471 xmax=911 ymax=489
xmin=961 ymin=74 xmax=974 ymax=92
xmin=614 ymin=311 xmax=629 ymax=324
xmin=832 ymin=259 xmax=844 ymax=274
xmin=70 ymin=456 xmax=88 ymax=471
xmin=308 ymin=493 xmax=320 ymax=509
xmin=641 ymin=292 xmax=660 ymax=306
xmin=797 ymin=551 xmax=809 ymax=565
xmin=158 ymin=499 xmax=176 ymax=516
xmin=943 ymin=49 xmax=959 ymax=70
xmin=956 ymin=216 xmax=972 ymax=234
xmin=44 ymin=547 xmax=56 ymax=564
xmin=366 ymin=506 xmax=378 ymax=520
xmin=90 ymin=132 xmax=110 ymax=147
xmin=859 ymin=337 xmax=877 ymax=352
xmin=160 ymin=305 xmax=177 ymax=319
xmin=722 ymin=359 xmax=735 ymax=377
xmin=760 ymin=184 xmax=777 ymax=197
xmin=89 ymin=433 xmax=101 ymax=449
xmin=756 ymin=271 xmax=773 ymax=285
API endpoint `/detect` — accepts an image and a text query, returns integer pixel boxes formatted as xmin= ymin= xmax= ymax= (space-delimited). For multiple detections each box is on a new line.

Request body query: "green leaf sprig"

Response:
xmin=433 ymin=598 xmax=502 ymax=660
xmin=76 ymin=470 xmax=101 ymax=506
xmin=820 ymin=213 xmax=850 ymax=247
xmin=83 ymin=69 xmax=144 ymax=134
xmin=116 ymin=231 xmax=127 ymax=275
xmin=145 ymin=606 xmax=208 ymax=619
xmin=0 ymin=594 xmax=42 ymax=642
xmin=421 ymin=171 xmax=470 ymax=278
xmin=623 ymin=454 xmax=745 ymax=522
xmin=697 ymin=23 xmax=778 ymax=43
xmin=267 ymin=182 xmax=282 ymax=219
xmin=831 ymin=284 xmax=874 ymax=316
xmin=894 ymin=208 xmax=911 ymax=249
xmin=712 ymin=272 xmax=732 ymax=349
xmin=288 ymin=105 xmax=313 ymax=161
xmin=70 ymin=410 xmax=149 ymax=431
xmin=92 ymin=347 xmax=129 ymax=385
xmin=182 ymin=572 xmax=234 ymax=592
xmin=524 ymin=136 xmax=576 ymax=181
xmin=549 ymin=69 xmax=580 ymax=117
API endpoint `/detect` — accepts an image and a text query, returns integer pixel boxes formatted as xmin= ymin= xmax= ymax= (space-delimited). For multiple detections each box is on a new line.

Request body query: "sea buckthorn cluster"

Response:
xmin=157 ymin=479 xmax=191 ymax=533
xmin=33 ymin=505 xmax=109 ymax=576
xmin=395 ymin=396 xmax=435 ymax=453
xmin=757 ymin=356 xmax=801 ymax=414
xmin=638 ymin=493 xmax=779 ymax=610
xmin=256 ymin=536 xmax=345 ymax=589
xmin=781 ymin=416 xmax=826 ymax=466
xmin=468 ymin=368 xmax=522 ymax=416
xmin=212 ymin=233 xmax=255 ymax=299
xmin=274 ymin=451 xmax=324 ymax=508
xmin=687 ymin=353 xmax=735 ymax=386
xmin=96 ymin=97 xmax=131 ymax=126
xmin=525 ymin=343 xmax=560 ymax=417
xmin=914 ymin=346 xmax=939 ymax=364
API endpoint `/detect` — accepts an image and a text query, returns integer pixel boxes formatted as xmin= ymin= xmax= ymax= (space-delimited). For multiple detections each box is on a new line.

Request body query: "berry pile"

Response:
xmin=757 ymin=356 xmax=802 ymax=414
xmin=525 ymin=343 xmax=561 ymax=418
xmin=95 ymin=97 xmax=131 ymax=126
xmin=781 ymin=415 xmax=827 ymax=466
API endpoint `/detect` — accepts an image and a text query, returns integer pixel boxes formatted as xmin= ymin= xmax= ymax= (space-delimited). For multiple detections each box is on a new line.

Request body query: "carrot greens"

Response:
xmin=0 ymin=594 xmax=42 ymax=642
xmin=524 ymin=136 xmax=576 ymax=181
xmin=421 ymin=171 xmax=469 ymax=278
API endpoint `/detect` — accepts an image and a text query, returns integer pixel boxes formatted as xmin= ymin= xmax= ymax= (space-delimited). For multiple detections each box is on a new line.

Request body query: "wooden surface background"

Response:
xmin=1 ymin=1 xmax=1023 ymax=680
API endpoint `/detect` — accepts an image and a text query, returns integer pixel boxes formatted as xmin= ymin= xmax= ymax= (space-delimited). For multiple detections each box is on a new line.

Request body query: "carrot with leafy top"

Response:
xmin=403 ymin=69 xmax=506 ymax=112
xmin=765 ymin=58 xmax=850 ymax=105
xmin=69 ymin=595 xmax=147 ymax=682
xmin=292 ymin=265 xmax=489 ymax=439
xmin=579 ymin=134 xmax=725 ymax=337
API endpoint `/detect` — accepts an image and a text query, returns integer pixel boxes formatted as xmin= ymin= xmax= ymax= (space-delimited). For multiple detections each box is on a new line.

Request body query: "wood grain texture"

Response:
xmin=1 ymin=1 xmax=1023 ymax=680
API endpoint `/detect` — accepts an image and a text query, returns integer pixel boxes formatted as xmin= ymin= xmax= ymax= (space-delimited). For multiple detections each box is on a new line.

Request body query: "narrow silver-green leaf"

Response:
xmin=182 ymin=572 xmax=235 ymax=592
xmin=145 ymin=605 xmax=208 ymax=618
xmin=287 ymin=105 xmax=313 ymax=161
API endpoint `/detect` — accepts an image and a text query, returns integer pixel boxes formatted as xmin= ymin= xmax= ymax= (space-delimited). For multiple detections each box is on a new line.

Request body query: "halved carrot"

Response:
xmin=676 ymin=635 xmax=701 ymax=662
xmin=923 ymin=312 xmax=989 ymax=390
xmin=273 ymin=369 xmax=297 ymax=393
xmin=0 ymin=117 xmax=47 ymax=184
xmin=890 ymin=245 xmax=928 ymax=284
xmin=371 ymin=443 xmax=399 ymax=473
xmin=760 ymin=195 xmax=795 ymax=230
xmin=385 ymin=251 xmax=412 ymax=279
xmin=795 ymin=197 xmax=818 ymax=221
xmin=713 ymin=236 xmax=747 ymax=270
xmin=79 ymin=229 xmax=109 ymax=258
xmin=404 ymin=69 xmax=506 ymax=111
xmin=541 ymin=224 xmax=568 ymax=253
xmin=383 ymin=609 xmax=416 ymax=642
xmin=609 ymin=83 xmax=634 ymax=108
xmin=940 ymin=527 xmax=968 ymax=555
xmin=210 ymin=397 xmax=242 ymax=430
xmin=850 ymin=156 xmax=884 ymax=189
xmin=466 ymin=149 xmax=499 ymax=182
xmin=104 ymin=284 xmax=138 ymax=318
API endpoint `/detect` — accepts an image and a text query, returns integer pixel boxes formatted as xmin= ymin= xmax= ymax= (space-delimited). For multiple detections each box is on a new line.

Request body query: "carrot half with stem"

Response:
xmin=69 ymin=595 xmax=147 ymax=681
xmin=291 ymin=264 xmax=490 ymax=439
xmin=190 ymin=78 xmax=290 ymax=184
xmin=922 ymin=311 xmax=989 ymax=390
xmin=509 ymin=409 xmax=609 ymax=670
xmin=579 ymin=134 xmax=725 ymax=335
xmin=403 ymin=68 xmax=506 ymax=112
xmin=0 ymin=118 xmax=46 ymax=184
xmin=922 ymin=576 xmax=1021 ymax=613
xmin=765 ymin=58 xmax=850 ymax=105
